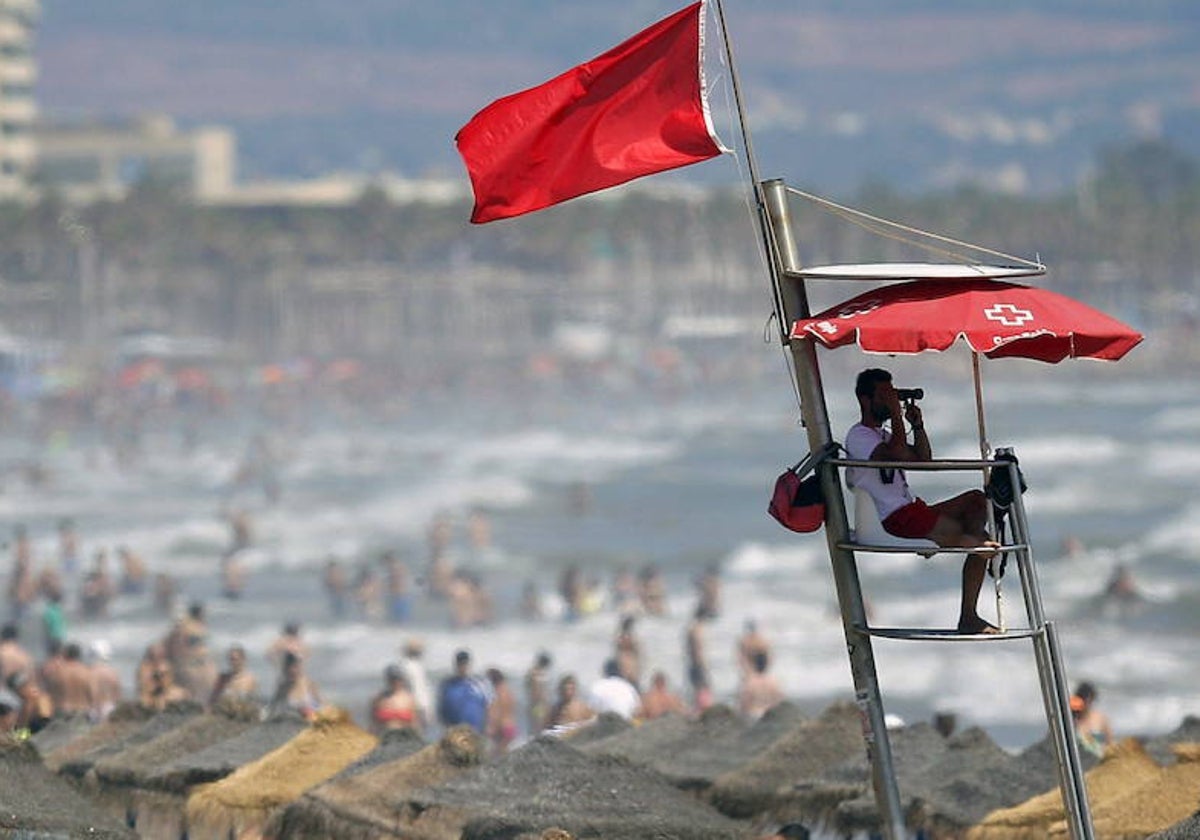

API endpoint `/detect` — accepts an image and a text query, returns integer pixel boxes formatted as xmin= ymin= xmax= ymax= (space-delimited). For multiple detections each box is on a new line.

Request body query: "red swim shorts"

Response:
xmin=882 ymin=499 xmax=939 ymax=540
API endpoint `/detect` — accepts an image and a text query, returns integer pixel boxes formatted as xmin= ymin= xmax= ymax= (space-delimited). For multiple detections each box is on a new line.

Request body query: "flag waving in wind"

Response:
xmin=456 ymin=1 xmax=726 ymax=224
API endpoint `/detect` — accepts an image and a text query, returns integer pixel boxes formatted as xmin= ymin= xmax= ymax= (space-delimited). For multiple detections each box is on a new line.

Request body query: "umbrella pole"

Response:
xmin=972 ymin=351 xmax=988 ymax=459
xmin=972 ymin=352 xmax=1007 ymax=632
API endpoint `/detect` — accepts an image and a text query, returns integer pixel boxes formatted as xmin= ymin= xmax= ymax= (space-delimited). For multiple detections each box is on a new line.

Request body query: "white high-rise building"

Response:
xmin=0 ymin=0 xmax=36 ymax=198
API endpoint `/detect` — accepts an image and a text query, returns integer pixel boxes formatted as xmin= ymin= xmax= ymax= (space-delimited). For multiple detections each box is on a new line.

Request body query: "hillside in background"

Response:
xmin=34 ymin=0 xmax=1200 ymax=193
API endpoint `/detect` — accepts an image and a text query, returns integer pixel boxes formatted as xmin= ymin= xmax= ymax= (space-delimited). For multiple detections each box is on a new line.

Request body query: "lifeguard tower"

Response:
xmin=756 ymin=178 xmax=1141 ymax=840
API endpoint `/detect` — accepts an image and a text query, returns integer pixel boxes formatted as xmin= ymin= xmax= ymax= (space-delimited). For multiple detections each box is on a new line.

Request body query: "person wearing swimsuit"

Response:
xmin=371 ymin=665 xmax=421 ymax=733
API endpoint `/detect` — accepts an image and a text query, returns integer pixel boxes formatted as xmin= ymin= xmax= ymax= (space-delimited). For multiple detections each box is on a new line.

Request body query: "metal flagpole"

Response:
xmin=708 ymin=0 xmax=792 ymax=344
xmin=709 ymin=3 xmax=906 ymax=836
xmin=709 ymin=0 xmax=762 ymax=193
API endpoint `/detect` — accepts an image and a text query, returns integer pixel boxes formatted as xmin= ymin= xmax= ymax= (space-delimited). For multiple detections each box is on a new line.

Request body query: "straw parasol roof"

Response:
xmin=966 ymin=738 xmax=1163 ymax=840
xmin=1149 ymin=810 xmax=1200 ymax=839
xmin=736 ymin=700 xmax=807 ymax=750
xmin=0 ymin=737 xmax=136 ymax=839
xmin=409 ymin=734 xmax=750 ymax=840
xmin=577 ymin=706 xmax=734 ymax=790
xmin=40 ymin=701 xmax=159 ymax=773
xmin=55 ymin=702 xmax=203 ymax=780
xmin=186 ymin=707 xmax=377 ymax=840
xmin=557 ymin=711 xmax=631 ymax=746
xmin=267 ymin=725 xmax=481 ymax=840
xmin=768 ymin=721 xmax=950 ymax=833
xmin=1016 ymin=732 xmax=1099 ymax=783
xmin=28 ymin=712 xmax=93 ymax=757
xmin=1060 ymin=743 xmax=1200 ymax=840
xmin=882 ymin=726 xmax=1058 ymax=838
xmin=82 ymin=701 xmax=263 ymax=836
xmin=94 ymin=700 xmax=262 ymax=789
xmin=1144 ymin=715 xmax=1200 ymax=765
xmin=708 ymin=700 xmax=863 ymax=819
xmin=148 ymin=710 xmax=309 ymax=793
xmin=580 ymin=702 xmax=803 ymax=793
xmin=324 ymin=726 xmax=426 ymax=780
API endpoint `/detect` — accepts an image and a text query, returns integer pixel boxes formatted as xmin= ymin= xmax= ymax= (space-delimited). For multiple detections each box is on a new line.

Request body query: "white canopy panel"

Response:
xmin=794 ymin=262 xmax=1046 ymax=281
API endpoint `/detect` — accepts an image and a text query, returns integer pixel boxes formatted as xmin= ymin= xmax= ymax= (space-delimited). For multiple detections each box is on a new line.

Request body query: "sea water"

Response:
xmin=3 ymin=356 xmax=1197 ymax=750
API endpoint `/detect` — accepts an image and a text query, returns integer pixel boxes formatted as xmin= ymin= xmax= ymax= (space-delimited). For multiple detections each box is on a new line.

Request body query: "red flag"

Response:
xmin=456 ymin=2 xmax=724 ymax=224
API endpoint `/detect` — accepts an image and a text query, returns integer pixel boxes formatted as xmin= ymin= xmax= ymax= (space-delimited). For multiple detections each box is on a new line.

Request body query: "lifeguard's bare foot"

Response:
xmin=957 ymin=616 xmax=1001 ymax=635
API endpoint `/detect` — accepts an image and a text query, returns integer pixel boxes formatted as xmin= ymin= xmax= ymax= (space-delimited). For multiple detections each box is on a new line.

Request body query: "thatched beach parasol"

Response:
xmin=1014 ymin=732 xmax=1099 ymax=785
xmin=874 ymin=726 xmax=1058 ymax=839
xmin=185 ymin=707 xmax=377 ymax=840
xmin=28 ymin=712 xmax=94 ymax=757
xmin=148 ymin=710 xmax=309 ymax=793
xmin=580 ymin=702 xmax=803 ymax=793
xmin=1149 ymin=810 xmax=1200 ymax=839
xmin=267 ymin=725 xmax=479 ymax=840
xmin=557 ymin=711 xmax=632 ymax=746
xmin=767 ymin=721 xmax=950 ymax=833
xmin=966 ymin=738 xmax=1162 ymax=840
xmin=1143 ymin=715 xmax=1200 ymax=765
xmin=40 ymin=701 xmax=159 ymax=773
xmin=408 ymin=734 xmax=750 ymax=840
xmin=0 ymin=737 xmax=136 ymax=839
xmin=322 ymin=726 xmax=426 ymax=779
xmin=708 ymin=700 xmax=863 ymax=819
xmin=1062 ymin=743 xmax=1200 ymax=840
xmin=55 ymin=701 xmax=203 ymax=781
xmin=90 ymin=700 xmax=262 ymax=838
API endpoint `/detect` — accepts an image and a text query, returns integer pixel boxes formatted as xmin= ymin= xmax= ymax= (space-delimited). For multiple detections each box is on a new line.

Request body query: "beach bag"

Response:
xmin=768 ymin=443 xmax=840 ymax=533
xmin=986 ymin=447 xmax=1028 ymax=515
xmin=985 ymin=447 xmax=1028 ymax=579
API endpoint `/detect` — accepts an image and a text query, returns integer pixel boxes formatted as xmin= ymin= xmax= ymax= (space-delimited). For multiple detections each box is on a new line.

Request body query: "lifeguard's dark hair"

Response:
xmin=855 ymin=368 xmax=892 ymax=398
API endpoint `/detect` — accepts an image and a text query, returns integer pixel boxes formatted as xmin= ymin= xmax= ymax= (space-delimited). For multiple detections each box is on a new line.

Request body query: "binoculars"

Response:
xmin=896 ymin=388 xmax=924 ymax=401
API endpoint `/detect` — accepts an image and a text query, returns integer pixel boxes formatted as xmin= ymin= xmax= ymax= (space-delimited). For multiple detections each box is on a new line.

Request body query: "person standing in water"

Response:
xmin=209 ymin=644 xmax=259 ymax=707
xmin=524 ymin=651 xmax=553 ymax=736
xmin=641 ymin=671 xmax=687 ymax=719
xmin=685 ymin=606 xmax=713 ymax=712
xmin=1070 ymin=681 xmax=1114 ymax=758
xmin=88 ymin=640 xmax=122 ymax=720
xmin=545 ymin=674 xmax=593 ymax=730
xmin=485 ymin=668 xmax=518 ymax=754
xmin=437 ymin=649 xmax=491 ymax=733
xmin=370 ymin=665 xmax=421 ymax=734
xmin=165 ymin=601 xmax=217 ymax=699
xmin=399 ymin=639 xmax=432 ymax=731
xmin=268 ymin=652 xmax=321 ymax=720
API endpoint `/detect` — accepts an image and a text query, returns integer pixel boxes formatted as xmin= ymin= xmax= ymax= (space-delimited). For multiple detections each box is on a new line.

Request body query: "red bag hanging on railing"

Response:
xmin=768 ymin=443 xmax=841 ymax=533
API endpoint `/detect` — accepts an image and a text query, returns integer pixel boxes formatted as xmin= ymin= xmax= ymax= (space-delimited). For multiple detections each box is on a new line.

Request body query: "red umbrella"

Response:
xmin=791 ymin=277 xmax=1143 ymax=459
xmin=790 ymin=278 xmax=1142 ymax=362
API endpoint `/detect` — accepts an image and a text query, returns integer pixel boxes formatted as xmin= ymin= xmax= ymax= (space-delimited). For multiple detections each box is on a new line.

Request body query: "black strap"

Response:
xmin=791 ymin=441 xmax=843 ymax=477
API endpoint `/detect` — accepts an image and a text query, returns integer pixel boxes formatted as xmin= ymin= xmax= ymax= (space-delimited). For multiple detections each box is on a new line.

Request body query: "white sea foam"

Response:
xmin=5 ymin=375 xmax=1198 ymax=751
xmin=1151 ymin=405 xmax=1200 ymax=433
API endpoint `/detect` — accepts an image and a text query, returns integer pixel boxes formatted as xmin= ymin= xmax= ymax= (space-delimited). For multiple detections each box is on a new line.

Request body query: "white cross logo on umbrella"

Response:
xmin=836 ymin=298 xmax=882 ymax=319
xmin=983 ymin=303 xmax=1035 ymax=327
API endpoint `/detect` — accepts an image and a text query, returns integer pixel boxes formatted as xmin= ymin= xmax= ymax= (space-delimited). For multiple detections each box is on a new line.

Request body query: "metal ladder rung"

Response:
xmin=856 ymin=625 xmax=1043 ymax=642
xmin=836 ymin=541 xmax=1028 ymax=554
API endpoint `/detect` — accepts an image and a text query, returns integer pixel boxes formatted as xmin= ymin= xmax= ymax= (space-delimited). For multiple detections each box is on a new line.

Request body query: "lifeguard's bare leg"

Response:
xmin=926 ymin=490 xmax=999 ymax=633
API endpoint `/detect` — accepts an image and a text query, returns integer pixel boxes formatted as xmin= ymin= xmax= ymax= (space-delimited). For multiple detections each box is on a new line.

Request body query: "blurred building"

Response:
xmin=0 ymin=0 xmax=38 ymax=198
xmin=210 ymin=170 xmax=465 ymax=208
xmin=35 ymin=114 xmax=235 ymax=202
